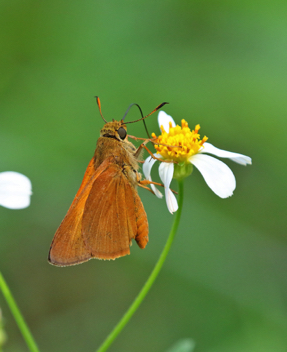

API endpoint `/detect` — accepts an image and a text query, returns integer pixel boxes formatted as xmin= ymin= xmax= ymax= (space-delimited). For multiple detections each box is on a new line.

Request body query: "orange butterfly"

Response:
xmin=48 ymin=98 xmax=168 ymax=266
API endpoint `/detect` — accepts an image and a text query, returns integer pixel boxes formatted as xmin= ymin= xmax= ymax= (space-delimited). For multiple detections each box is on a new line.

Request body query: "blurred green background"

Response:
xmin=1 ymin=1 xmax=286 ymax=351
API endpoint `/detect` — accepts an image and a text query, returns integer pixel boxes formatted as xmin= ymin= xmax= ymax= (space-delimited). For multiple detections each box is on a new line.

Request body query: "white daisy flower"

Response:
xmin=0 ymin=171 xmax=32 ymax=209
xmin=143 ymin=111 xmax=251 ymax=214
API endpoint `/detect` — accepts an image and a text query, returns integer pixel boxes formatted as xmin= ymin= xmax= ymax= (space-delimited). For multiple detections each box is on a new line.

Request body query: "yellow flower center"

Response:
xmin=152 ymin=119 xmax=208 ymax=163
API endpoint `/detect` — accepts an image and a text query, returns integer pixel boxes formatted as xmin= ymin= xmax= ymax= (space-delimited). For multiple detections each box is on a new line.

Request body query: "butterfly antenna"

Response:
xmin=124 ymin=102 xmax=169 ymax=125
xmin=95 ymin=96 xmax=107 ymax=123
xmin=122 ymin=103 xmax=150 ymax=138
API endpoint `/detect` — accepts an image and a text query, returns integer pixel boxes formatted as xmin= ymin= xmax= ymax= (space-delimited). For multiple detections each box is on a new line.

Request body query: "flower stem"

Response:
xmin=96 ymin=179 xmax=184 ymax=352
xmin=0 ymin=272 xmax=40 ymax=352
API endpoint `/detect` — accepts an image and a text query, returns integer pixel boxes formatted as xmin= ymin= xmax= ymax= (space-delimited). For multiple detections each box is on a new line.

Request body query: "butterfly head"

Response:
xmin=100 ymin=120 xmax=127 ymax=141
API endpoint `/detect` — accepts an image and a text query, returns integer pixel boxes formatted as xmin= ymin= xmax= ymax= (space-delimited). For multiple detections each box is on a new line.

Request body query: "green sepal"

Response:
xmin=173 ymin=162 xmax=193 ymax=180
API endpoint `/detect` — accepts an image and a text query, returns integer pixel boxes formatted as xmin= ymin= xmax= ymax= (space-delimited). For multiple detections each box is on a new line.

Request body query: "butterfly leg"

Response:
xmin=138 ymin=183 xmax=155 ymax=195
xmin=140 ymin=179 xmax=163 ymax=187
xmin=135 ymin=142 xmax=175 ymax=163
xmin=140 ymin=179 xmax=178 ymax=195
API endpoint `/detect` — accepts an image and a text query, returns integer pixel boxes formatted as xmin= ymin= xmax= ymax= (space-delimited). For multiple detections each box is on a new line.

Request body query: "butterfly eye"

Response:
xmin=118 ymin=127 xmax=127 ymax=140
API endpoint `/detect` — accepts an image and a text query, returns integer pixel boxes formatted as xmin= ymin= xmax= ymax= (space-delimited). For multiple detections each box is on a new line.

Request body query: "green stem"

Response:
xmin=96 ymin=179 xmax=184 ymax=352
xmin=0 ymin=272 xmax=40 ymax=352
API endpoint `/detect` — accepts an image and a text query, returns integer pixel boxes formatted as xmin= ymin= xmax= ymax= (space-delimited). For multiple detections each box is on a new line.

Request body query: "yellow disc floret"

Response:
xmin=152 ymin=119 xmax=208 ymax=163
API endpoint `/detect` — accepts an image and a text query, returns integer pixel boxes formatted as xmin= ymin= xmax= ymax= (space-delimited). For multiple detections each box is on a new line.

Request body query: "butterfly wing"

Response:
xmin=82 ymin=164 xmax=149 ymax=260
xmin=49 ymin=156 xmax=149 ymax=265
xmin=48 ymin=157 xmax=114 ymax=266
xmin=133 ymin=188 xmax=149 ymax=250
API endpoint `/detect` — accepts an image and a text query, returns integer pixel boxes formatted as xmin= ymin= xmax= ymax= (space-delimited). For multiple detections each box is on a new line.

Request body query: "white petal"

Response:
xmin=159 ymin=163 xmax=178 ymax=213
xmin=158 ymin=111 xmax=176 ymax=133
xmin=0 ymin=172 xmax=32 ymax=209
xmin=189 ymin=154 xmax=236 ymax=198
xmin=143 ymin=155 xmax=163 ymax=198
xmin=199 ymin=142 xmax=252 ymax=165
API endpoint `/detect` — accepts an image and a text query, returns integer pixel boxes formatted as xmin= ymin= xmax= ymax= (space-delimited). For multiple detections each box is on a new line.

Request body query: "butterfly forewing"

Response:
xmin=48 ymin=157 xmax=114 ymax=266
xmin=82 ymin=164 xmax=141 ymax=259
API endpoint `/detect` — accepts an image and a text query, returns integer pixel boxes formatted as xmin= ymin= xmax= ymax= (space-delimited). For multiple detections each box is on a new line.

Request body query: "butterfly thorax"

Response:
xmin=93 ymin=121 xmax=140 ymax=186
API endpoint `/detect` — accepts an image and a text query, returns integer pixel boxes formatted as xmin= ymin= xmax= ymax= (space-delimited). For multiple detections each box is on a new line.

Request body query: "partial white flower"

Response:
xmin=158 ymin=162 xmax=178 ymax=213
xmin=0 ymin=172 xmax=32 ymax=209
xmin=143 ymin=111 xmax=251 ymax=213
